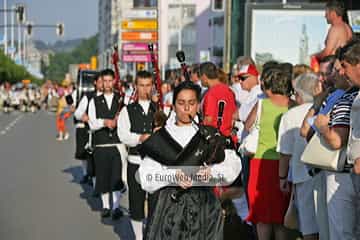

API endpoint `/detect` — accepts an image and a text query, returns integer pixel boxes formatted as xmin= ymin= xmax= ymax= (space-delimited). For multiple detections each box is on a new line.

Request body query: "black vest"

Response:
xmin=127 ymin=101 xmax=156 ymax=155
xmin=93 ymin=93 xmax=122 ymax=145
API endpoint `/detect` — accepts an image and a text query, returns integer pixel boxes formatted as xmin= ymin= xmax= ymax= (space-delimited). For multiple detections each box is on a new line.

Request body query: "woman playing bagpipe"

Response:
xmin=137 ymin=80 xmax=242 ymax=240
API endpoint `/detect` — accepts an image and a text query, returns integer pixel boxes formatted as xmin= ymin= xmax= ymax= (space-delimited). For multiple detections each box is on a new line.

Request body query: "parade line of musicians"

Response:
xmin=69 ymin=66 xmax=242 ymax=240
xmin=61 ymin=2 xmax=360 ymax=239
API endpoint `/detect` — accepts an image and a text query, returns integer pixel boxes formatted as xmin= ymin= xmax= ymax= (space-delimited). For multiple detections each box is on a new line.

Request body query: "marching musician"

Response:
xmin=74 ymin=73 xmax=103 ymax=186
xmin=138 ymin=80 xmax=241 ymax=239
xmin=117 ymin=70 xmax=158 ymax=240
xmin=88 ymin=69 xmax=125 ymax=219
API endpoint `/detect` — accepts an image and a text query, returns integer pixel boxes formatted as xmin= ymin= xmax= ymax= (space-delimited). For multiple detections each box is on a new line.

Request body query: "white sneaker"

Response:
xmin=63 ymin=132 xmax=69 ymax=140
xmin=56 ymin=132 xmax=64 ymax=141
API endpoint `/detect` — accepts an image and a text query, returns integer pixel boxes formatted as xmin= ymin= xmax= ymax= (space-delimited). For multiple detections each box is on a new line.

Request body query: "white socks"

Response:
xmin=92 ymin=177 xmax=96 ymax=188
xmin=101 ymin=193 xmax=110 ymax=209
xmin=131 ymin=220 xmax=143 ymax=240
xmin=112 ymin=191 xmax=122 ymax=210
xmin=101 ymin=192 xmax=122 ymax=210
xmin=81 ymin=160 xmax=87 ymax=176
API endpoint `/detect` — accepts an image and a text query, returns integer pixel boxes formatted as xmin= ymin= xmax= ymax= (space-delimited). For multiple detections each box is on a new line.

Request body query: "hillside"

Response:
xmin=34 ymin=38 xmax=84 ymax=53
xmin=43 ymin=34 xmax=98 ymax=82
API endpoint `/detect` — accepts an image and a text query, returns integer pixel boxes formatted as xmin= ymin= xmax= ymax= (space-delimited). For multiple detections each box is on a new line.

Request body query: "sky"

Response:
xmin=1 ymin=0 xmax=98 ymax=43
xmin=251 ymin=9 xmax=329 ymax=64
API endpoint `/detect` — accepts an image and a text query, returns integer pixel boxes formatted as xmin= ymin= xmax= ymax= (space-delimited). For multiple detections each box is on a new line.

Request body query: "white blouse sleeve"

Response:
xmin=210 ymin=149 xmax=242 ymax=185
xmin=74 ymin=96 xmax=88 ymax=120
xmin=117 ymin=107 xmax=141 ymax=147
xmin=138 ymin=157 xmax=177 ymax=193
xmin=88 ymin=99 xmax=104 ymax=130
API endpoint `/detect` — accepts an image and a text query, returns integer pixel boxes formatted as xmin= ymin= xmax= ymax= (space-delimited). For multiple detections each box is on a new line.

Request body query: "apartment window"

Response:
xmin=134 ymin=0 xmax=157 ymax=8
xmin=212 ymin=0 xmax=224 ymax=12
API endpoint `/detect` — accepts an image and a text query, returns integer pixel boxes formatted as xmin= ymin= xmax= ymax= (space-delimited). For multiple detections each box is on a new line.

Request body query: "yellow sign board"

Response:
xmin=136 ymin=63 xmax=146 ymax=71
xmin=121 ymin=20 xmax=157 ymax=30
xmin=90 ymin=56 xmax=97 ymax=70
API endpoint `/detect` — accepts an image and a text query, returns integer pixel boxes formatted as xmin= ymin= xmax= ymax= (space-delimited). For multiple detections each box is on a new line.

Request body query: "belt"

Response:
xmin=76 ymin=123 xmax=86 ymax=128
xmin=95 ymin=144 xmax=119 ymax=148
xmin=309 ymin=168 xmax=322 ymax=177
xmin=128 ymin=155 xmax=141 ymax=165
xmin=309 ymin=165 xmax=353 ymax=177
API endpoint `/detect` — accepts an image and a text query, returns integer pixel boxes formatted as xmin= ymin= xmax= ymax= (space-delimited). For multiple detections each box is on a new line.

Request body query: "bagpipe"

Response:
xmin=176 ymin=50 xmax=191 ymax=82
xmin=109 ymin=45 xmax=125 ymax=138
xmin=169 ymin=110 xmax=232 ymax=202
xmin=137 ymin=51 xmax=236 ymax=203
xmin=148 ymin=43 xmax=168 ymax=128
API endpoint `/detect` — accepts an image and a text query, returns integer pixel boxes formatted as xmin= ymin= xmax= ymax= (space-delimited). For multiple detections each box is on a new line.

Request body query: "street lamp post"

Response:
xmin=18 ymin=20 xmax=22 ymax=63
xmin=23 ymin=28 xmax=26 ymax=64
xmin=11 ymin=5 xmax=15 ymax=57
xmin=178 ymin=1 xmax=183 ymax=51
xmin=4 ymin=0 xmax=7 ymax=54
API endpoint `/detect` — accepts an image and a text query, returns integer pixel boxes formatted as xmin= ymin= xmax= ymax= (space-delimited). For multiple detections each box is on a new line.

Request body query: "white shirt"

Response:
xmin=74 ymin=91 xmax=102 ymax=121
xmin=277 ymin=103 xmax=312 ymax=184
xmin=88 ymin=93 xmax=114 ymax=131
xmin=138 ymin=120 xmax=242 ymax=193
xmin=124 ymin=87 xmax=135 ymax=105
xmin=239 ymin=85 xmax=262 ymax=122
xmin=118 ymin=100 xmax=151 ymax=164
xmin=71 ymin=90 xmax=77 ymax=107
xmin=163 ymin=91 xmax=173 ymax=105
xmin=231 ymin=83 xmax=249 ymax=106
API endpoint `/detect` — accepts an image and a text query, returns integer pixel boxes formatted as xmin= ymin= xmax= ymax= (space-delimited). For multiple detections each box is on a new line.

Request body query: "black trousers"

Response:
xmin=75 ymin=127 xmax=89 ymax=160
xmin=87 ymin=154 xmax=96 ymax=177
xmin=93 ymin=147 xmax=124 ymax=194
xmin=128 ymin=161 xmax=157 ymax=221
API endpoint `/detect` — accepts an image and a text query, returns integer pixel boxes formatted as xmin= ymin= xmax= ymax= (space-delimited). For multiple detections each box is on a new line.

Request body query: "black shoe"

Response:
xmin=119 ymin=186 xmax=127 ymax=194
xmin=92 ymin=191 xmax=100 ymax=198
xmin=111 ymin=208 xmax=124 ymax=220
xmin=101 ymin=208 xmax=111 ymax=218
xmin=80 ymin=175 xmax=89 ymax=184
xmin=87 ymin=177 xmax=93 ymax=186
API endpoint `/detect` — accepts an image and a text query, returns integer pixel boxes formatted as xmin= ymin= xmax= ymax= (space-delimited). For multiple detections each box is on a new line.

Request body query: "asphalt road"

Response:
xmin=0 ymin=111 xmax=134 ymax=240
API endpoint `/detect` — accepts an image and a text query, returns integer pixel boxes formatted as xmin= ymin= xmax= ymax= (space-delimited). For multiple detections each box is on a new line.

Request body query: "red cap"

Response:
xmin=238 ymin=64 xmax=259 ymax=77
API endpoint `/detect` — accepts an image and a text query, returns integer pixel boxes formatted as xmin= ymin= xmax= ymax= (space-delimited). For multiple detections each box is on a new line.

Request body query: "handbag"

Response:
xmin=301 ymin=132 xmax=347 ymax=171
xmin=239 ymin=99 xmax=262 ymax=155
xmin=284 ymin=188 xmax=299 ymax=230
xmin=301 ymin=89 xmax=347 ymax=171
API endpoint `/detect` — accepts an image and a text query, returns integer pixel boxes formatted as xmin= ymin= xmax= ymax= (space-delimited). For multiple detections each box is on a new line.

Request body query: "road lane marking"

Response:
xmin=0 ymin=114 xmax=24 ymax=136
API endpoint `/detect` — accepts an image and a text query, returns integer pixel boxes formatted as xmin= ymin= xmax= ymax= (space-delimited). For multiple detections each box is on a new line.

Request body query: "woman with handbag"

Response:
xmin=244 ymin=64 xmax=295 ymax=240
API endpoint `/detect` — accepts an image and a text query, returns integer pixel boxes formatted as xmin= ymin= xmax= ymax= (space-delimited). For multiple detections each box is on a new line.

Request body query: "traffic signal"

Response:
xmin=57 ymin=23 xmax=64 ymax=36
xmin=16 ymin=5 xmax=25 ymax=23
xmin=26 ymin=23 xmax=32 ymax=36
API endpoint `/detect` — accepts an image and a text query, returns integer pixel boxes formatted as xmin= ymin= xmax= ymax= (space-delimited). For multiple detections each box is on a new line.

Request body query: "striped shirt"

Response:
xmin=328 ymin=87 xmax=359 ymax=128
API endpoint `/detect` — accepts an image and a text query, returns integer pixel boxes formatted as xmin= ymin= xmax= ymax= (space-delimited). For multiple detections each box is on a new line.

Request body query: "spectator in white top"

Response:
xmin=277 ymin=73 xmax=319 ymax=240
xmin=231 ymin=56 xmax=255 ymax=106
xmin=237 ymin=64 xmax=262 ymax=123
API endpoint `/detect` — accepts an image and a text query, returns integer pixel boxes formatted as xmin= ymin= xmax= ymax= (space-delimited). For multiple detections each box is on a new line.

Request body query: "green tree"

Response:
xmin=0 ymin=51 xmax=40 ymax=84
xmin=44 ymin=34 xmax=98 ymax=82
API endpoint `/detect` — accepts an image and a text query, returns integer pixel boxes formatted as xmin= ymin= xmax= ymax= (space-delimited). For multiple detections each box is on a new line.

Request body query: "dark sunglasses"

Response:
xmin=238 ymin=75 xmax=250 ymax=81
